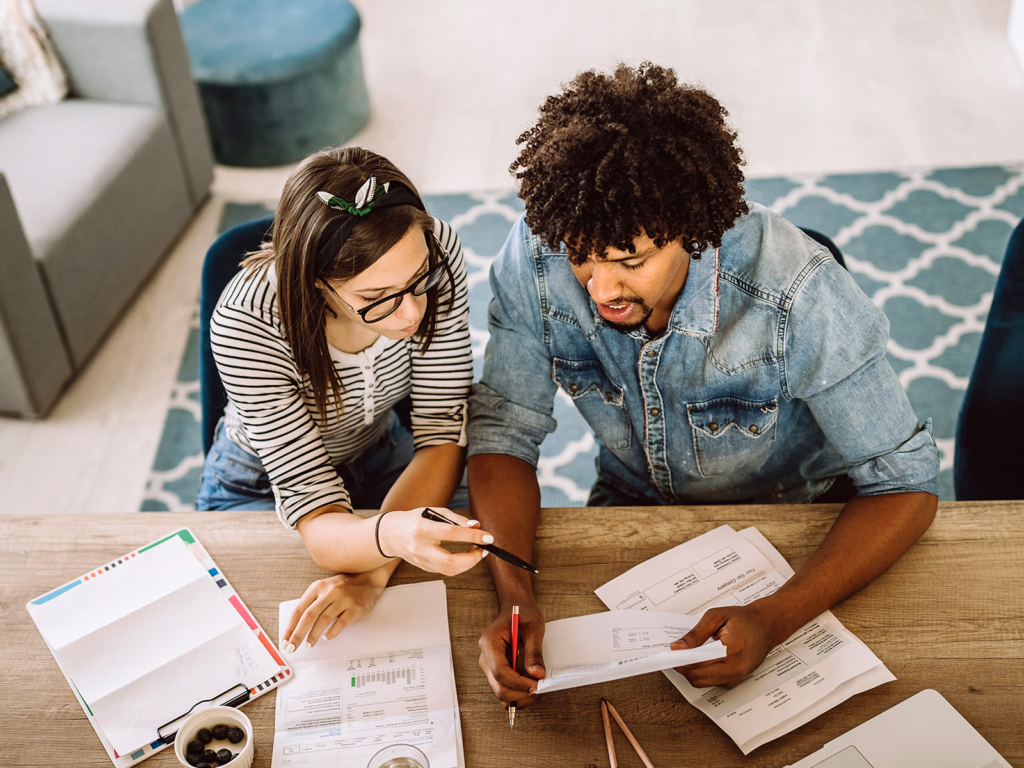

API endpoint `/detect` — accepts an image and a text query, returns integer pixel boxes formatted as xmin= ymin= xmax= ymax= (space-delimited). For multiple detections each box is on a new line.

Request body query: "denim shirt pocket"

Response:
xmin=687 ymin=396 xmax=778 ymax=477
xmin=552 ymin=358 xmax=631 ymax=451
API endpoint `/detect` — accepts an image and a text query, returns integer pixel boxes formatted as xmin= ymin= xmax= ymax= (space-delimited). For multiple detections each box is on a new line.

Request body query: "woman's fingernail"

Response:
xmin=482 ymin=534 xmax=494 ymax=544
xmin=466 ymin=519 xmax=480 ymax=527
xmin=284 ymin=642 xmax=296 ymax=655
xmin=482 ymin=549 xmax=489 ymax=557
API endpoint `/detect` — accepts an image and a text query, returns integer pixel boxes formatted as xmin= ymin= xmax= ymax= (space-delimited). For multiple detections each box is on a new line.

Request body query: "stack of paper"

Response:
xmin=273 ymin=581 xmax=463 ymax=768
xmin=595 ymin=525 xmax=894 ymax=754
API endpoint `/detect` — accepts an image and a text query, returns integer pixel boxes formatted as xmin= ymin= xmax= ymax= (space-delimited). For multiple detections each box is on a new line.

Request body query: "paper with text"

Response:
xmin=595 ymin=525 xmax=894 ymax=754
xmin=273 ymin=581 xmax=463 ymax=768
xmin=535 ymin=609 xmax=726 ymax=693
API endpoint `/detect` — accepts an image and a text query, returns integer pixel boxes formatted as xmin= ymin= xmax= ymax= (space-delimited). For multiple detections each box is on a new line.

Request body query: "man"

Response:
xmin=466 ymin=62 xmax=939 ymax=709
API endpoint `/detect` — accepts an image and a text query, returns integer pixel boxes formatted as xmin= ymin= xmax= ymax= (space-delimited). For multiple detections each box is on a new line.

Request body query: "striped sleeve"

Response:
xmin=210 ymin=267 xmax=353 ymax=527
xmin=408 ymin=220 xmax=474 ymax=448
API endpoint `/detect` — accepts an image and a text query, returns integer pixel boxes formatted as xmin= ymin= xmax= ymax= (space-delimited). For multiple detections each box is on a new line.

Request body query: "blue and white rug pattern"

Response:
xmin=141 ymin=165 xmax=1023 ymax=510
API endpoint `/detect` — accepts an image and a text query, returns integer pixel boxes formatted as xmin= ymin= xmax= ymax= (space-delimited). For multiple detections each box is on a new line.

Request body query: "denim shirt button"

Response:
xmin=569 ymin=384 xmax=578 ymax=394
xmin=709 ymin=422 xmax=719 ymax=432
xmin=605 ymin=391 xmax=614 ymax=401
xmin=649 ymin=407 xmax=660 ymax=417
xmin=750 ymin=424 xmax=759 ymax=434
xmin=646 ymin=350 xmax=657 ymax=358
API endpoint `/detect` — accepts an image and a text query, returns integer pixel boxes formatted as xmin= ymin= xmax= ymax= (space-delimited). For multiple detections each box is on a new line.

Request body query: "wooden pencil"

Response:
xmin=605 ymin=699 xmax=655 ymax=768
xmin=600 ymin=699 xmax=618 ymax=768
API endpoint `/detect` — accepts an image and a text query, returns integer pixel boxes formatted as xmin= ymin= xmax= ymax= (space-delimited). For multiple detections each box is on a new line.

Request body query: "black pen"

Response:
xmin=421 ymin=508 xmax=539 ymax=573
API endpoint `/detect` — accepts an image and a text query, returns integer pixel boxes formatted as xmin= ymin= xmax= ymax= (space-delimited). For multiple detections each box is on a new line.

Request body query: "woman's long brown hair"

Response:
xmin=243 ymin=147 xmax=454 ymax=422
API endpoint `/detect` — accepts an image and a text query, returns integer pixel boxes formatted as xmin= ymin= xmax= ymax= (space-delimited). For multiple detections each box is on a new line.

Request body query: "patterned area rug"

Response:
xmin=141 ymin=165 xmax=1024 ymax=510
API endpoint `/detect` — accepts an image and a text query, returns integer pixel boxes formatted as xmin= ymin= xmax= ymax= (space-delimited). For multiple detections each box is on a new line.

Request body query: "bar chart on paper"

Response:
xmin=352 ymin=665 xmax=417 ymax=689
xmin=274 ymin=583 xmax=463 ymax=767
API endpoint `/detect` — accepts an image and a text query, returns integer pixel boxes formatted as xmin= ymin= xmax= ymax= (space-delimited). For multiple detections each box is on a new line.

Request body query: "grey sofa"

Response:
xmin=0 ymin=0 xmax=213 ymax=417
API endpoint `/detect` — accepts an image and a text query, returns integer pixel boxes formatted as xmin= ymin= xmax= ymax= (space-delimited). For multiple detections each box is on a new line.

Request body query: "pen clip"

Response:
xmin=421 ymin=508 xmax=456 ymax=525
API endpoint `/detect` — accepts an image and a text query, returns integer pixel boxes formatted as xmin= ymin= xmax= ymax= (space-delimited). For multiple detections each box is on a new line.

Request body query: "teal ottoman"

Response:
xmin=180 ymin=0 xmax=369 ymax=167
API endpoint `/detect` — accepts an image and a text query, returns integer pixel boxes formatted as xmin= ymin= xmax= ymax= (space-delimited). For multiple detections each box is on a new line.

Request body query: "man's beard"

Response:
xmin=601 ymin=299 xmax=653 ymax=334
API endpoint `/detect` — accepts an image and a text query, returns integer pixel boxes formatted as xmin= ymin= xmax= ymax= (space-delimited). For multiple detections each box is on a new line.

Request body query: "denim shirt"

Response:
xmin=467 ymin=203 xmax=939 ymax=504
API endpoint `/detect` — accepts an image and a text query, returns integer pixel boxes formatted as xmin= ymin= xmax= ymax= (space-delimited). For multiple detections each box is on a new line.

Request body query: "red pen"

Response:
xmin=509 ymin=605 xmax=520 ymax=729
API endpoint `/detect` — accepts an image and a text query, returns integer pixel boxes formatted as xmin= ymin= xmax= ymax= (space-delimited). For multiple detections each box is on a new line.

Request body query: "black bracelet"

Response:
xmin=375 ymin=511 xmax=395 ymax=559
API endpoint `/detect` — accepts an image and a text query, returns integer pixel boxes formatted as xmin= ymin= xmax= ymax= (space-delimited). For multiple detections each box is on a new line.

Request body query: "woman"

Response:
xmin=196 ymin=147 xmax=490 ymax=651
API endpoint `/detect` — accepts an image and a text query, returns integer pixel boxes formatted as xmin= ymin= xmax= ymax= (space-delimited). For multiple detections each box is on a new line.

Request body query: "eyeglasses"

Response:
xmin=323 ymin=236 xmax=451 ymax=323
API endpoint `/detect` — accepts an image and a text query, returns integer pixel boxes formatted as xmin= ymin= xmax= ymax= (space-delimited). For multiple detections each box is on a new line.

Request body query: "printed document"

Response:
xmin=536 ymin=609 xmax=726 ymax=693
xmin=272 ymin=581 xmax=463 ymax=768
xmin=595 ymin=525 xmax=894 ymax=754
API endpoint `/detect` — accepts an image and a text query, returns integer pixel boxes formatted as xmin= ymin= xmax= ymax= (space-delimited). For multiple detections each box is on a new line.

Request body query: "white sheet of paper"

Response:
xmin=596 ymin=525 xmax=894 ymax=754
xmin=535 ymin=609 xmax=726 ymax=693
xmin=272 ymin=581 xmax=463 ymax=768
xmin=27 ymin=535 xmax=282 ymax=756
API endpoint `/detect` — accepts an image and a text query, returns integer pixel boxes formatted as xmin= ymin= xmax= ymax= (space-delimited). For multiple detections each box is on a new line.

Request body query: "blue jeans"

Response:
xmin=196 ymin=412 xmax=417 ymax=512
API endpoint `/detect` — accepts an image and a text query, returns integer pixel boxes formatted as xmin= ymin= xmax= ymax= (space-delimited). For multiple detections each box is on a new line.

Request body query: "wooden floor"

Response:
xmin=2 ymin=0 xmax=1023 ymax=515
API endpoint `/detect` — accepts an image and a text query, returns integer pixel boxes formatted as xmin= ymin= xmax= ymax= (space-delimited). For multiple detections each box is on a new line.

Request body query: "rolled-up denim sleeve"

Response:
xmin=467 ymin=216 xmax=558 ymax=466
xmin=784 ymin=258 xmax=940 ymax=496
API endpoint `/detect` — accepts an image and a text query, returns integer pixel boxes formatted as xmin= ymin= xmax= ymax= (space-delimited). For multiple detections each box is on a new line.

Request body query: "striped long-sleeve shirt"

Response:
xmin=211 ymin=219 xmax=472 ymax=528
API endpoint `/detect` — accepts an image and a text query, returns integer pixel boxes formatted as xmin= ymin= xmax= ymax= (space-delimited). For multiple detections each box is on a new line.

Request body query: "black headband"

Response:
xmin=313 ymin=180 xmax=424 ymax=276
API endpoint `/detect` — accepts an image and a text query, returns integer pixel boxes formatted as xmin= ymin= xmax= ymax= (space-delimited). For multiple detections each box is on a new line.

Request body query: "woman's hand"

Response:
xmin=378 ymin=507 xmax=492 ymax=576
xmin=282 ymin=571 xmax=388 ymax=652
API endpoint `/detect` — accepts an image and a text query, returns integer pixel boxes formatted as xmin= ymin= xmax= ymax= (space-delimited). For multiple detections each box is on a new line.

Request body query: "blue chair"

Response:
xmin=199 ymin=216 xmax=274 ymax=455
xmin=955 ymin=218 xmax=1024 ymax=500
xmin=801 ymin=228 xmax=847 ymax=270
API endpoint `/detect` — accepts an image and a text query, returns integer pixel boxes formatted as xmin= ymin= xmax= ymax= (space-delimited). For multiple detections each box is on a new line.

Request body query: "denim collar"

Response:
xmin=666 ymin=247 xmax=720 ymax=338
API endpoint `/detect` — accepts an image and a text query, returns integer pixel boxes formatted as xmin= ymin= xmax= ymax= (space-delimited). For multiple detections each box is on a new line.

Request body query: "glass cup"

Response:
xmin=367 ymin=743 xmax=430 ymax=768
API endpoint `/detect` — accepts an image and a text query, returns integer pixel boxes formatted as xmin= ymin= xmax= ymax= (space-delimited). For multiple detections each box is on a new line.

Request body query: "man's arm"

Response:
xmin=468 ymin=452 xmax=548 ymax=708
xmin=674 ymin=490 xmax=936 ymax=687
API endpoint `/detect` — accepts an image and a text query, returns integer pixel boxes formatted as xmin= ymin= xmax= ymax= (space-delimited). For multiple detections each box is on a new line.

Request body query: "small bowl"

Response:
xmin=173 ymin=705 xmax=255 ymax=768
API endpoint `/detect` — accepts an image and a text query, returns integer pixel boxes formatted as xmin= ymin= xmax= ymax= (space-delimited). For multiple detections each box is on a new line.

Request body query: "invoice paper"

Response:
xmin=535 ymin=609 xmax=726 ymax=693
xmin=595 ymin=525 xmax=894 ymax=755
xmin=273 ymin=581 xmax=463 ymax=768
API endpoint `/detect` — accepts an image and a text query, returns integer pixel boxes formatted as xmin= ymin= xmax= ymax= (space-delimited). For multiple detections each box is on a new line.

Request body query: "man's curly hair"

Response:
xmin=511 ymin=62 xmax=748 ymax=264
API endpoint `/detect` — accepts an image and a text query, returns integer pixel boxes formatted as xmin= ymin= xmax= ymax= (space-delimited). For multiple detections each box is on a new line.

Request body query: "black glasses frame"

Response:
xmin=323 ymin=234 xmax=451 ymax=323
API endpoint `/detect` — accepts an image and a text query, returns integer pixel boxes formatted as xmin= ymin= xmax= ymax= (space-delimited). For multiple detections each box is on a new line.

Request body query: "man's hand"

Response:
xmin=670 ymin=602 xmax=781 ymax=689
xmin=478 ymin=601 xmax=546 ymax=709
xmin=282 ymin=571 xmax=387 ymax=652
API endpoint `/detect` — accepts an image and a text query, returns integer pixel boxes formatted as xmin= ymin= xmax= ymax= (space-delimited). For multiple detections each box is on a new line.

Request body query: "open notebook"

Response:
xmin=27 ymin=528 xmax=291 ymax=767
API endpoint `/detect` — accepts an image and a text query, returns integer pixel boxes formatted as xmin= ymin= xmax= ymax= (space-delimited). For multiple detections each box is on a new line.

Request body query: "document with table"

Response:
xmin=595 ymin=525 xmax=894 ymax=755
xmin=272 ymin=580 xmax=463 ymax=768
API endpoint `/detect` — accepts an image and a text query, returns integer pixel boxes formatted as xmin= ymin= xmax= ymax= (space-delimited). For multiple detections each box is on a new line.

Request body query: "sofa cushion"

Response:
xmin=0 ymin=99 xmax=167 ymax=257
xmin=0 ymin=0 xmax=67 ymax=120
xmin=0 ymin=98 xmax=191 ymax=366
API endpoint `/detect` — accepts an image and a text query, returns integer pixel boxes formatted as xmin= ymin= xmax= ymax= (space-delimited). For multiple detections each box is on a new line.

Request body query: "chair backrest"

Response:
xmin=800 ymin=228 xmax=847 ymax=270
xmin=200 ymin=215 xmax=275 ymax=454
xmin=955 ymin=217 xmax=1024 ymax=500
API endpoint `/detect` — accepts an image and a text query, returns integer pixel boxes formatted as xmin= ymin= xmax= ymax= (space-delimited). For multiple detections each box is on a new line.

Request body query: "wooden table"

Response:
xmin=2 ymin=502 xmax=1022 ymax=767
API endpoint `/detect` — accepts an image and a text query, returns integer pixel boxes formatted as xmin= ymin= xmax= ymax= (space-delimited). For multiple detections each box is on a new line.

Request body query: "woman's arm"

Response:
xmin=284 ymin=442 xmax=485 ymax=649
xmin=295 ymin=441 xmax=473 ymax=573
